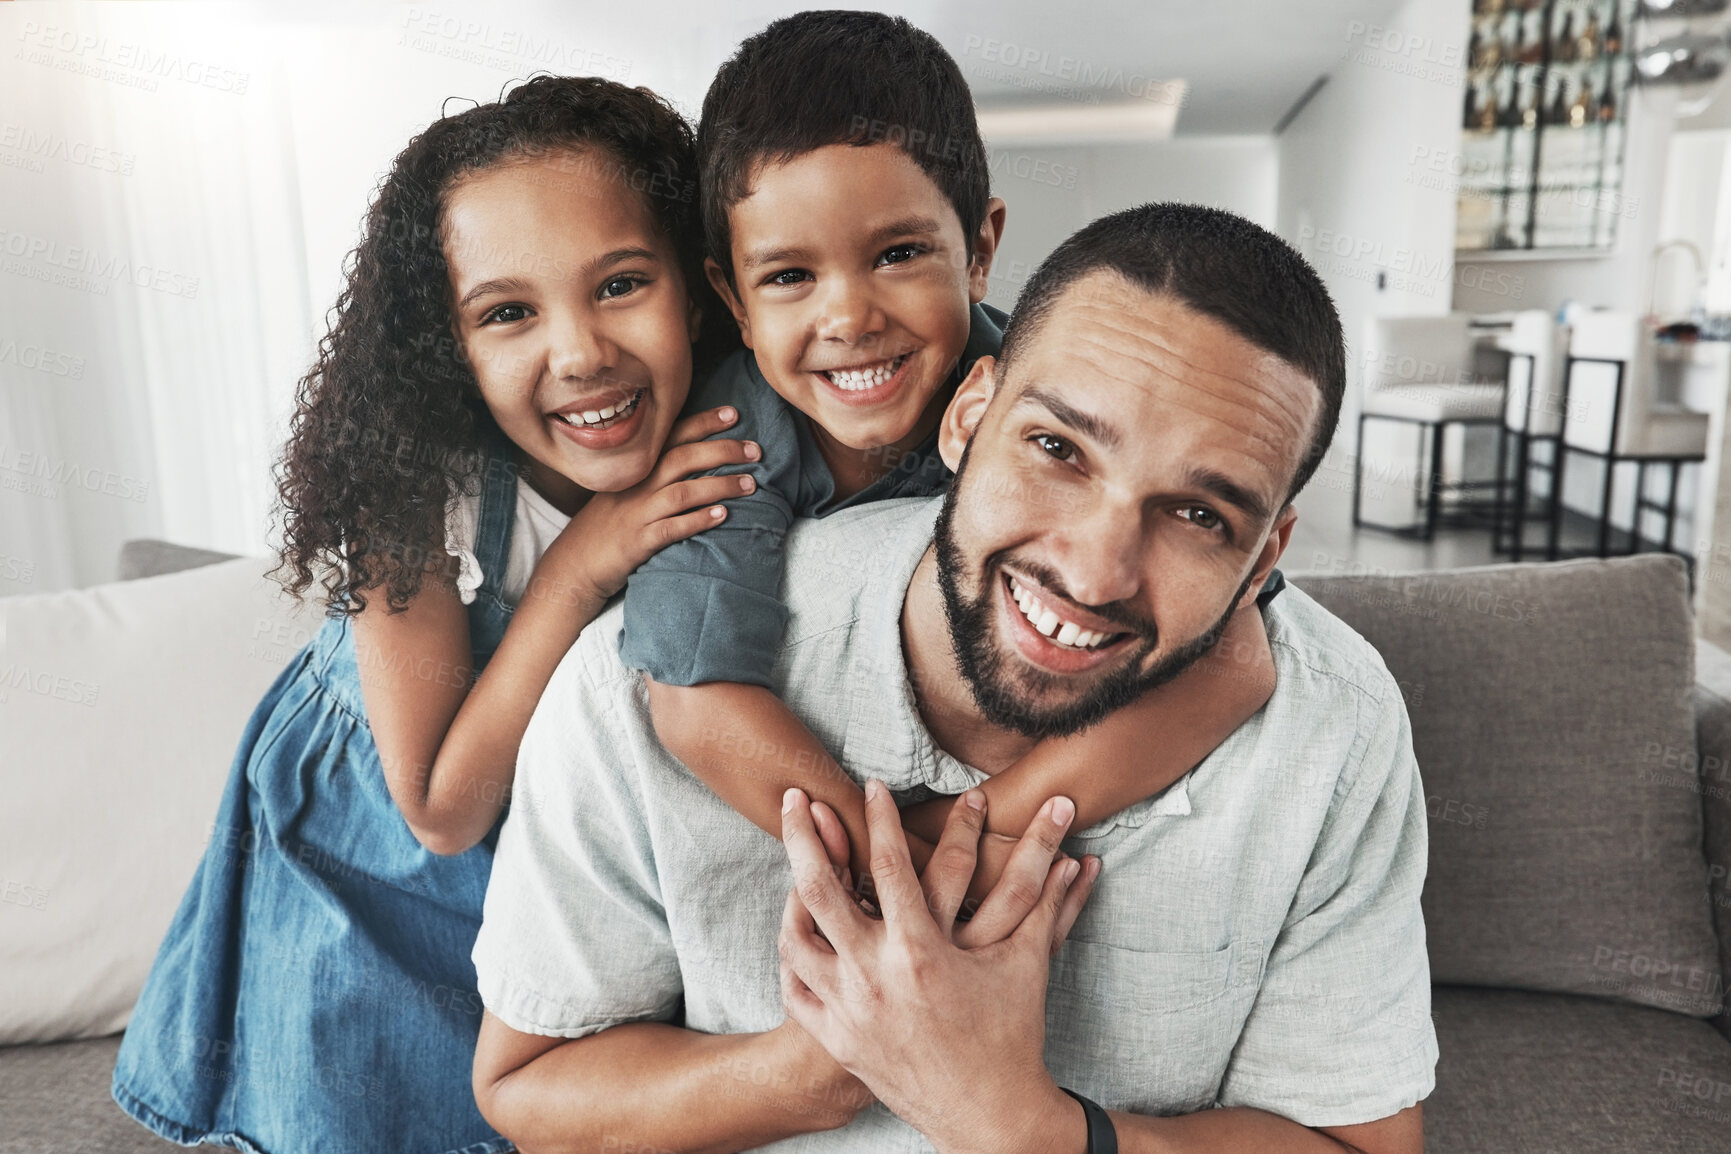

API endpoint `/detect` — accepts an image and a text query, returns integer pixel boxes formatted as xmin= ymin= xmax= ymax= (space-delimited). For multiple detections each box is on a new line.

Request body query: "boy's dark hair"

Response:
xmin=698 ymin=10 xmax=989 ymax=284
xmin=275 ymin=75 xmax=734 ymax=616
xmin=999 ymin=203 xmax=1345 ymax=505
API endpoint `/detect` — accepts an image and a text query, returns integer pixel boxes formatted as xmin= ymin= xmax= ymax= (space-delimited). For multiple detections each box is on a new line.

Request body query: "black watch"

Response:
xmin=1060 ymin=1087 xmax=1119 ymax=1154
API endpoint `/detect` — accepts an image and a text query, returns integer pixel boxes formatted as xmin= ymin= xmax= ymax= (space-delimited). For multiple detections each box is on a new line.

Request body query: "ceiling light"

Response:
xmin=976 ymin=85 xmax=1187 ymax=145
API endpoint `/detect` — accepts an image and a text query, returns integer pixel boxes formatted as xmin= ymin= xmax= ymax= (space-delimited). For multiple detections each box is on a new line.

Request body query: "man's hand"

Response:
xmin=778 ymin=780 xmax=1099 ymax=1153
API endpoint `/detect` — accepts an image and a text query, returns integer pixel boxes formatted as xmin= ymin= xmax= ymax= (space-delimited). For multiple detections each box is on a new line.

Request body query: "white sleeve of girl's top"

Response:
xmin=442 ymin=489 xmax=484 ymax=606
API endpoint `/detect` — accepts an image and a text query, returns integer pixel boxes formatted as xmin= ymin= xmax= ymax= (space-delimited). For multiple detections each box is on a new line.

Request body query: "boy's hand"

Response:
xmin=915 ymin=790 xmax=1094 ymax=950
xmin=964 ymin=831 xmax=1022 ymax=915
xmin=552 ymin=405 xmax=762 ymax=602
xmin=899 ymin=795 xmax=1016 ymax=913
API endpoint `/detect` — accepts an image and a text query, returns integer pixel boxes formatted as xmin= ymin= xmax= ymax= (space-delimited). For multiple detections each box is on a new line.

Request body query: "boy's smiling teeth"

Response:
xmin=558 ymin=389 xmax=643 ymax=428
xmin=1007 ymin=575 xmax=1121 ymax=650
xmin=822 ymin=354 xmax=908 ymax=392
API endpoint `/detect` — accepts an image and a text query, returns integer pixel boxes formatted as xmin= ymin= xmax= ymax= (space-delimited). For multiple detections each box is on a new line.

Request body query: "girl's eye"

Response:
xmin=765 ymin=269 xmax=811 ymax=287
xmin=600 ymin=275 xmax=644 ymax=300
xmin=1032 ymin=434 xmax=1076 ymax=463
xmin=480 ymin=303 xmax=530 ymax=325
xmin=1181 ymin=506 xmax=1223 ymax=531
xmin=878 ymin=243 xmax=924 ymax=266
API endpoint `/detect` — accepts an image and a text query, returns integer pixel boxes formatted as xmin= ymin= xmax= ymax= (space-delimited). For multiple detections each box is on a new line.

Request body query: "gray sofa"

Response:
xmin=4 ymin=543 xmax=1731 ymax=1153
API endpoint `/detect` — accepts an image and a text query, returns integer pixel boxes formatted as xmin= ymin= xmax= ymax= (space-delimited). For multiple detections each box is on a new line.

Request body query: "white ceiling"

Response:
xmin=664 ymin=0 xmax=1412 ymax=135
xmin=272 ymin=0 xmax=1416 ymax=136
xmin=913 ymin=0 xmax=1410 ymax=134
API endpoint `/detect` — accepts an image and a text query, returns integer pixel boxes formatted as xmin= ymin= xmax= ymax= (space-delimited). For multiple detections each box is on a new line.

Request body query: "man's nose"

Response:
xmin=814 ymin=274 xmax=887 ymax=348
xmin=547 ymin=309 xmax=618 ymax=381
xmin=1046 ymin=494 xmax=1143 ymax=610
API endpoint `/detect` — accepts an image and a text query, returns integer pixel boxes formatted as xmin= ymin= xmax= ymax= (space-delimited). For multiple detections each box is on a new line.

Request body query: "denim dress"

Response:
xmin=113 ymin=452 xmax=522 ymax=1154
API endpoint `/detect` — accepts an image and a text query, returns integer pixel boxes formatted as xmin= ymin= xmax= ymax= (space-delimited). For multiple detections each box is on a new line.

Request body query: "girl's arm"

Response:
xmin=355 ymin=406 xmax=759 ymax=855
xmin=649 ymin=681 xmax=932 ymax=884
xmin=901 ymin=600 xmax=1278 ymax=889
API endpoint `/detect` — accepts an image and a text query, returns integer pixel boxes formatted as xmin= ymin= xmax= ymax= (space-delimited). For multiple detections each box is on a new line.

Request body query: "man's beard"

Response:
xmin=932 ymin=449 xmax=1252 ymax=740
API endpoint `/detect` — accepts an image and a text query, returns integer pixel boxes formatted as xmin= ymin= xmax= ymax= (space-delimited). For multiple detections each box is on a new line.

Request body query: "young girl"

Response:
xmin=112 ymin=76 xmax=750 ymax=1154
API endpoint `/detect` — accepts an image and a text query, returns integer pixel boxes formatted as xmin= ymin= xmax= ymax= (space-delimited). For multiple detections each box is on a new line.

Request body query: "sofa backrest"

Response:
xmin=1291 ymin=555 xmax=1724 ymax=1019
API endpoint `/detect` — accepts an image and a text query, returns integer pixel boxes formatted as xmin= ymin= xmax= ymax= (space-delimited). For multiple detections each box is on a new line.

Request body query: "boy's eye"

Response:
xmin=1180 ymin=506 xmax=1224 ymax=532
xmin=480 ymin=303 xmax=530 ymax=326
xmin=877 ymin=243 xmax=925 ymax=266
xmin=600 ymin=275 xmax=645 ymax=299
xmin=764 ymin=268 xmax=812 ymax=287
xmin=1032 ymin=433 xmax=1076 ymax=463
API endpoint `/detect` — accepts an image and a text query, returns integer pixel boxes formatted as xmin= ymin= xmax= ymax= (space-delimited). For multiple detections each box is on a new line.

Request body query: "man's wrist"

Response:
xmin=950 ymin=1076 xmax=1086 ymax=1154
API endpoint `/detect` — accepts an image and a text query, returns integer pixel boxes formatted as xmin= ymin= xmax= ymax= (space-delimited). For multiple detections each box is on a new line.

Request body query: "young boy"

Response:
xmin=618 ymin=10 xmax=1284 ymax=885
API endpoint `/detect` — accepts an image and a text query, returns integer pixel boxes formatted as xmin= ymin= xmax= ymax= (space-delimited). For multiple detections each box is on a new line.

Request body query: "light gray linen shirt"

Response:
xmin=474 ymin=496 xmax=1437 ymax=1149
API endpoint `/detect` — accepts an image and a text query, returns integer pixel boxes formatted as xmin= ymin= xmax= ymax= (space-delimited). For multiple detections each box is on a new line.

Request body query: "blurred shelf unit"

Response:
xmin=1457 ymin=0 xmax=1636 ymax=252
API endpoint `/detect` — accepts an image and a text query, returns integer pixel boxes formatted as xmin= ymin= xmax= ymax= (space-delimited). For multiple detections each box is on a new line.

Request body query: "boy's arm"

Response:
xmin=618 ymin=361 xmax=807 ymax=692
xmin=651 ymin=680 xmax=936 ymax=882
xmin=902 ymin=601 xmax=1276 ymax=883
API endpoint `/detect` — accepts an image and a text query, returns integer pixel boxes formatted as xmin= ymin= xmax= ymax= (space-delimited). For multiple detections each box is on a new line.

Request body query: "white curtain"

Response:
xmin=0 ymin=3 xmax=313 ymax=593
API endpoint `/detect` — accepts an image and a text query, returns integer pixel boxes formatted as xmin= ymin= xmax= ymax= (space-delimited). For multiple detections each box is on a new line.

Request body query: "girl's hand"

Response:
xmin=555 ymin=406 xmax=761 ymax=602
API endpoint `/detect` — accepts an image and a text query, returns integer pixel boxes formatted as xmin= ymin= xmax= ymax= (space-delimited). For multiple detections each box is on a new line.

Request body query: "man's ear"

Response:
xmin=1237 ymin=504 xmax=1299 ymax=610
xmin=704 ymin=257 xmax=752 ymax=348
xmin=939 ymin=355 xmax=998 ymax=473
xmin=967 ymin=197 xmax=1008 ymax=304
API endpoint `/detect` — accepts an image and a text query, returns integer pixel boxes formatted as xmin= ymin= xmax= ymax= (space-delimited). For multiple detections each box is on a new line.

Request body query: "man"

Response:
xmin=470 ymin=204 xmax=1436 ymax=1153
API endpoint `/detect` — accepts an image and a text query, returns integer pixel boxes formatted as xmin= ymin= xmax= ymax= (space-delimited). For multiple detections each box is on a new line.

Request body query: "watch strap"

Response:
xmin=1060 ymin=1087 xmax=1119 ymax=1154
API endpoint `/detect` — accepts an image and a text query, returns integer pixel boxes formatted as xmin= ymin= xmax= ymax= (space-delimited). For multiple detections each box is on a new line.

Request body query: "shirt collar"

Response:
xmin=835 ymin=496 xmax=1192 ymax=833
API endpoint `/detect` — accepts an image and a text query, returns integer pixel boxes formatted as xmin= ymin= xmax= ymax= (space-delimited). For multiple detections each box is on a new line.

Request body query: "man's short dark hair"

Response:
xmin=998 ymin=203 xmax=1345 ymax=505
xmin=697 ymin=10 xmax=990 ymax=287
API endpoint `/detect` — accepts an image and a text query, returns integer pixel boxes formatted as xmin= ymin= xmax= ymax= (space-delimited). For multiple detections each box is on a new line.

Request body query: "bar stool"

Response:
xmin=1494 ymin=311 xmax=1571 ymax=560
xmin=1353 ymin=315 xmax=1506 ymax=540
xmin=1545 ymin=311 xmax=1708 ymax=561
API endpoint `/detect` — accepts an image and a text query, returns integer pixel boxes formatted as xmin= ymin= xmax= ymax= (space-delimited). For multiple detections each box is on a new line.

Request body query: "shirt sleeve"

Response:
xmin=617 ymin=355 xmax=808 ymax=688
xmin=472 ymin=644 xmax=683 ymax=1037
xmin=1216 ymin=678 xmax=1438 ymax=1127
xmin=441 ymin=487 xmax=483 ymax=606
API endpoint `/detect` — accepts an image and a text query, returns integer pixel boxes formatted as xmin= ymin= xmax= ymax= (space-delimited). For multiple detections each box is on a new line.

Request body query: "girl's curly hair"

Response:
xmin=274 ymin=75 xmax=731 ymax=614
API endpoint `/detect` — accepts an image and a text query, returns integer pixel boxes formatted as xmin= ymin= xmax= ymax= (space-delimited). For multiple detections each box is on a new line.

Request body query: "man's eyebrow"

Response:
xmin=456 ymin=247 xmax=659 ymax=309
xmin=1015 ymin=385 xmax=1275 ymax=523
xmin=1183 ymin=466 xmax=1274 ymax=525
xmin=1014 ymin=385 xmax=1122 ymax=452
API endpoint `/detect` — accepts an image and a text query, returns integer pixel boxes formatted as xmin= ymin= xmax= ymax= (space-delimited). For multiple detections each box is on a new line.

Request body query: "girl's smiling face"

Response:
xmin=443 ymin=148 xmax=699 ymax=509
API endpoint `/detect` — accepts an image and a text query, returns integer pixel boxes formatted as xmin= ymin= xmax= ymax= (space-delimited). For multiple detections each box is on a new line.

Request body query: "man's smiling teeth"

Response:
xmin=558 ymin=389 xmax=643 ymax=428
xmin=1007 ymin=576 xmax=1117 ymax=650
xmin=823 ymin=354 xmax=907 ymax=392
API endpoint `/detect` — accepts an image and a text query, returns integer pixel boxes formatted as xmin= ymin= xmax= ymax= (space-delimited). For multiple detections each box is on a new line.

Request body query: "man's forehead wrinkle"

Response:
xmin=1058 ymin=307 xmax=1314 ymax=455
xmin=1059 ymin=275 xmax=1316 ymax=419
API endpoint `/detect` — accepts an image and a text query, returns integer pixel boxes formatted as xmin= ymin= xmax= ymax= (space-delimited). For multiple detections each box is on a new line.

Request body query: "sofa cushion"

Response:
xmin=0 ymin=1034 xmax=181 ymax=1152
xmin=0 ymin=558 xmax=326 ymax=1044
xmin=115 ymin=538 xmax=239 ymax=582
xmin=1292 ymin=557 xmax=1722 ymax=1016
xmin=1426 ymin=986 xmax=1731 ymax=1153
xmin=1692 ymin=664 xmax=1731 ymax=1043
